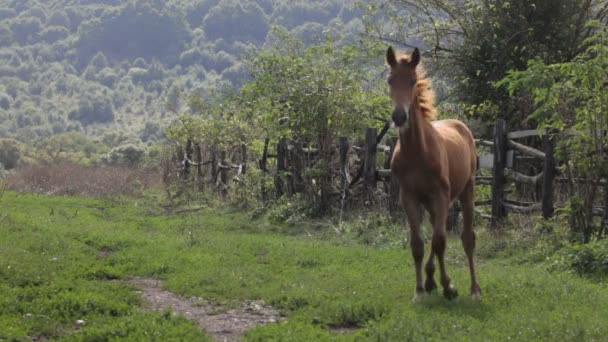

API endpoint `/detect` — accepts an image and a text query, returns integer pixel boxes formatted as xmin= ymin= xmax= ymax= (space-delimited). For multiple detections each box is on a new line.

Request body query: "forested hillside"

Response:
xmin=0 ymin=0 xmax=362 ymax=147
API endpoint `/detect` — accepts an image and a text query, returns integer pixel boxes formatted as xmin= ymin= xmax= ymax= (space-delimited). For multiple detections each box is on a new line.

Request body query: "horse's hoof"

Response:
xmin=471 ymin=285 xmax=482 ymax=301
xmin=443 ymin=286 xmax=458 ymax=300
xmin=412 ymin=287 xmax=426 ymax=303
xmin=411 ymin=292 xmax=426 ymax=304
xmin=424 ymin=278 xmax=437 ymax=293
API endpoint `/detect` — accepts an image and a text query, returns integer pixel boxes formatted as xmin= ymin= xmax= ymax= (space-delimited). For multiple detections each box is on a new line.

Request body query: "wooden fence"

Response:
xmin=172 ymin=118 xmax=603 ymax=230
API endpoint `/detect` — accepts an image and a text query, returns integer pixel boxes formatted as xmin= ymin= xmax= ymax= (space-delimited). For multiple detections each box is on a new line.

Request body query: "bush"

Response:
xmin=40 ymin=26 xmax=69 ymax=42
xmin=0 ymin=8 xmax=16 ymax=20
xmin=68 ymin=95 xmax=114 ymax=125
xmin=47 ymin=10 xmax=71 ymax=28
xmin=139 ymin=122 xmax=163 ymax=142
xmin=0 ymin=139 xmax=20 ymax=169
xmin=551 ymin=240 xmax=608 ymax=278
xmin=0 ymin=94 xmax=10 ymax=110
xmin=267 ymin=195 xmax=311 ymax=226
xmin=98 ymin=144 xmax=145 ymax=167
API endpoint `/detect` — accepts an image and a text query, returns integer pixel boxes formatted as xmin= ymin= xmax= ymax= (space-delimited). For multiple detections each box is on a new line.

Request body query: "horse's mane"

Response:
xmin=395 ymin=52 xmax=437 ymax=122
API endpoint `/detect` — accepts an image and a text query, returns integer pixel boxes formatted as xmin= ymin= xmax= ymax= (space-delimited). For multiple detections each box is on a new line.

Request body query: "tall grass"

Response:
xmin=1 ymin=192 xmax=608 ymax=341
xmin=5 ymin=161 xmax=161 ymax=198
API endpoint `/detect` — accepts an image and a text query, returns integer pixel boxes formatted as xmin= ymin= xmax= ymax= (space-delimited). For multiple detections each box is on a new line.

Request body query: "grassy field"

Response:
xmin=1 ymin=192 xmax=607 ymax=341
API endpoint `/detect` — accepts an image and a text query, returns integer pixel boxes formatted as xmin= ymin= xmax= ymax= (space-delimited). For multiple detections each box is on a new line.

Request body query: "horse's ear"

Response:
xmin=386 ymin=46 xmax=397 ymax=68
xmin=411 ymin=47 xmax=420 ymax=67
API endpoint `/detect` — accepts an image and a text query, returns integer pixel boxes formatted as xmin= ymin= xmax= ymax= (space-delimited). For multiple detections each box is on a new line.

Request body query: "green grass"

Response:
xmin=1 ymin=192 xmax=607 ymax=341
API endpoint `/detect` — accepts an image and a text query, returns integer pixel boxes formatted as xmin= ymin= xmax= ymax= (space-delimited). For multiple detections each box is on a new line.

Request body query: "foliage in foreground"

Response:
xmin=498 ymin=23 xmax=608 ymax=242
xmin=1 ymin=192 xmax=608 ymax=341
xmin=360 ymin=0 xmax=606 ymax=129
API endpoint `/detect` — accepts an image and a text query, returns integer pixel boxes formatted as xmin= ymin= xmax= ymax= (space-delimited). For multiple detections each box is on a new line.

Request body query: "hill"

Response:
xmin=0 ymin=0 xmax=363 ymax=146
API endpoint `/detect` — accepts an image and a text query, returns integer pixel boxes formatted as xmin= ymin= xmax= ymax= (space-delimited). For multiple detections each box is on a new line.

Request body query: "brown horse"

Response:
xmin=386 ymin=46 xmax=481 ymax=301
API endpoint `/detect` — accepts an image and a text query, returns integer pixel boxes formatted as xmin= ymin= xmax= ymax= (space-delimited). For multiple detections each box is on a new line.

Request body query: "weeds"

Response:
xmin=2 ymin=192 xmax=608 ymax=341
xmin=5 ymin=161 xmax=161 ymax=198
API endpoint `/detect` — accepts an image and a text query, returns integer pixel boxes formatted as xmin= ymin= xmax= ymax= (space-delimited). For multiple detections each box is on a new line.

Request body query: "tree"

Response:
xmin=76 ymin=2 xmax=190 ymax=66
xmin=40 ymin=26 xmax=69 ymax=43
xmin=0 ymin=94 xmax=10 ymax=110
xmin=140 ymin=121 xmax=163 ymax=142
xmin=98 ymin=144 xmax=146 ymax=167
xmin=361 ymin=0 xmax=608 ymax=129
xmin=10 ymin=16 xmax=42 ymax=43
xmin=0 ymin=138 xmax=20 ymax=169
xmin=68 ymin=95 xmax=115 ymax=125
xmin=0 ymin=8 xmax=16 ymax=21
xmin=48 ymin=11 xmax=71 ymax=28
xmin=498 ymin=23 xmax=608 ymax=242
xmin=202 ymin=1 xmax=269 ymax=44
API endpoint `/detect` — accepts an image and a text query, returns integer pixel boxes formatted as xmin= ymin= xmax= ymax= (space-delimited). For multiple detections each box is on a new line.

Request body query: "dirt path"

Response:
xmin=128 ymin=278 xmax=282 ymax=342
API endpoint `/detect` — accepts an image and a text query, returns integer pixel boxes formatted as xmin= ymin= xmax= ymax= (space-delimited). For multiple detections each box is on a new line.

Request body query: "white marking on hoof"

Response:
xmin=411 ymin=292 xmax=426 ymax=304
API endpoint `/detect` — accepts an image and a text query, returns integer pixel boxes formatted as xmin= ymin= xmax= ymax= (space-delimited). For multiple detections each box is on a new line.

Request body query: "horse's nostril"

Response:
xmin=392 ymin=110 xmax=408 ymax=127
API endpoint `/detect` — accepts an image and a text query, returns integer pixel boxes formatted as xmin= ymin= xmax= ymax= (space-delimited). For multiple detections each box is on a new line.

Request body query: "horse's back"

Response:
xmin=432 ymin=119 xmax=476 ymax=198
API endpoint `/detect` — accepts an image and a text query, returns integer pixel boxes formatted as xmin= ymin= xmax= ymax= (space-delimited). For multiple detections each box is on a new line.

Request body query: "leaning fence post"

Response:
xmin=491 ymin=119 xmax=507 ymax=229
xmin=219 ymin=150 xmax=228 ymax=197
xmin=275 ymin=138 xmax=288 ymax=199
xmin=363 ymin=128 xmax=378 ymax=197
xmin=542 ymin=131 xmax=556 ymax=219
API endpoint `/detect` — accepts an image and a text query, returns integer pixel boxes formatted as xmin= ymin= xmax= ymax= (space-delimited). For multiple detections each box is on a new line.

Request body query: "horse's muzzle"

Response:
xmin=392 ymin=109 xmax=409 ymax=127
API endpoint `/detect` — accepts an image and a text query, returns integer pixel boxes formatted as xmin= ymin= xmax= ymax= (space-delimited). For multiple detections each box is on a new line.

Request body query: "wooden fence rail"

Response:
xmin=174 ymin=118 xmax=604 ymax=230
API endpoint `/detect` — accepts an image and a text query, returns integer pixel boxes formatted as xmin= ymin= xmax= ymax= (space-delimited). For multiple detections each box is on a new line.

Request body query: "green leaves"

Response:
xmin=241 ymin=31 xmax=387 ymax=143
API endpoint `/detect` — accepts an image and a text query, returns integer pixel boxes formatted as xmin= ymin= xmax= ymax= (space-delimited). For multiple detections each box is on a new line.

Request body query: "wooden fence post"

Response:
xmin=241 ymin=144 xmax=247 ymax=175
xmin=259 ymin=138 xmax=269 ymax=201
xmin=194 ymin=142 xmax=204 ymax=191
xmin=183 ymin=138 xmax=193 ymax=178
xmin=339 ymin=137 xmax=350 ymax=211
xmin=275 ymin=138 xmax=288 ymax=199
xmin=363 ymin=128 xmax=378 ymax=199
xmin=491 ymin=119 xmax=507 ymax=229
xmin=542 ymin=131 xmax=556 ymax=219
xmin=290 ymin=139 xmax=305 ymax=194
xmin=219 ymin=150 xmax=228 ymax=197
xmin=363 ymin=128 xmax=378 ymax=205
xmin=175 ymin=144 xmax=184 ymax=178
xmin=447 ymin=207 xmax=460 ymax=232
xmin=210 ymin=145 xmax=218 ymax=190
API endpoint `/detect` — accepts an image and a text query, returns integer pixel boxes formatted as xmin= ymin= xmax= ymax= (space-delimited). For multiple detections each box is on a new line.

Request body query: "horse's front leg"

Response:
xmin=429 ymin=192 xmax=458 ymax=300
xmin=402 ymin=194 xmax=424 ymax=302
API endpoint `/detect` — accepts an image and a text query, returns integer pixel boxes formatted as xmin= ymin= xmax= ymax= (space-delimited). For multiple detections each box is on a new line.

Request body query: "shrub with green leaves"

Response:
xmin=498 ymin=23 xmax=608 ymax=242
xmin=0 ymin=138 xmax=20 ymax=170
xmin=98 ymin=144 xmax=146 ymax=167
xmin=551 ymin=240 xmax=608 ymax=277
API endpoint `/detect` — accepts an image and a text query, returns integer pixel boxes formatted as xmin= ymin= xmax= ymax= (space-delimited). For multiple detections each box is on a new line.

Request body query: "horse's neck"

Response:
xmin=399 ymin=104 xmax=433 ymax=157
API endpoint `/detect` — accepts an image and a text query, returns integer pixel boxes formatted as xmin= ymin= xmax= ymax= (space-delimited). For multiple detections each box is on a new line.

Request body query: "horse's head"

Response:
xmin=386 ymin=46 xmax=420 ymax=128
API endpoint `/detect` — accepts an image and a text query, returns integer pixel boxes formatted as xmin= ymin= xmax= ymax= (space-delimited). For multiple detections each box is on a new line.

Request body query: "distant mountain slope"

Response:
xmin=0 ymin=0 xmax=363 ymax=143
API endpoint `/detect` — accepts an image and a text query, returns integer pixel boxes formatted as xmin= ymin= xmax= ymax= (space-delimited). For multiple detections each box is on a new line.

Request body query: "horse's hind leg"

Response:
xmin=460 ymin=179 xmax=481 ymax=299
